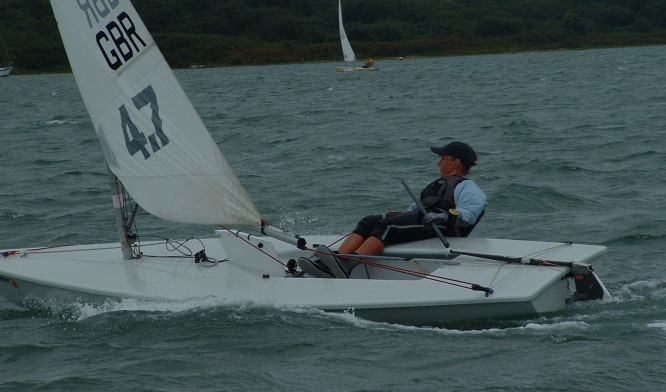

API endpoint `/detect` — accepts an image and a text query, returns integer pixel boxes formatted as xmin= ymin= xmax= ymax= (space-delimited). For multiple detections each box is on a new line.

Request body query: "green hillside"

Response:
xmin=2 ymin=0 xmax=666 ymax=73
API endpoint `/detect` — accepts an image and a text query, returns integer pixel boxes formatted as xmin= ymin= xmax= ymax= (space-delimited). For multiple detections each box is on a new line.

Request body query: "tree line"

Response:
xmin=2 ymin=0 xmax=666 ymax=73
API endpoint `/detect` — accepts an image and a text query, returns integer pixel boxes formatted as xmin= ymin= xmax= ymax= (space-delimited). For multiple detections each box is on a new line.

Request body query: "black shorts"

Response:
xmin=352 ymin=211 xmax=437 ymax=245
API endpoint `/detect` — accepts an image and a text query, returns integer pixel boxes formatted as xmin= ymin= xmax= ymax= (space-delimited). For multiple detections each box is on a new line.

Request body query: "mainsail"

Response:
xmin=50 ymin=0 xmax=261 ymax=226
xmin=338 ymin=0 xmax=356 ymax=62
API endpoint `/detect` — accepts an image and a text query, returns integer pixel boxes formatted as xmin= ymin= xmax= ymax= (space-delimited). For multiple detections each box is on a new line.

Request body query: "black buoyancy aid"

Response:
xmin=419 ymin=175 xmax=482 ymax=237
xmin=419 ymin=175 xmax=466 ymax=212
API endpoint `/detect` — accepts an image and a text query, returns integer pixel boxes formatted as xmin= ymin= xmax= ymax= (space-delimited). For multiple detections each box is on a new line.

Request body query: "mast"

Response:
xmin=108 ymin=169 xmax=137 ymax=260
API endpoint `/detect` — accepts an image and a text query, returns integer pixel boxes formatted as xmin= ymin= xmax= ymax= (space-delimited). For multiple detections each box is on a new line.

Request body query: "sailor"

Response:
xmin=363 ymin=57 xmax=374 ymax=68
xmin=299 ymin=141 xmax=487 ymax=278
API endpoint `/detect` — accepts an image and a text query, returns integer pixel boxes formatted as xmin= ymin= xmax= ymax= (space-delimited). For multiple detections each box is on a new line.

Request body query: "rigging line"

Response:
xmin=309 ymin=246 xmax=490 ymax=291
xmin=140 ymin=254 xmax=225 ymax=264
xmin=26 ymin=244 xmax=77 ymax=251
xmin=15 ymin=245 xmax=117 ymax=255
xmin=147 ymin=236 xmax=203 ymax=256
xmin=12 ymin=237 xmax=204 ymax=257
xmin=522 ymin=242 xmax=573 ymax=263
xmin=125 ymin=203 xmax=139 ymax=231
xmin=362 ymin=262 xmax=370 ymax=279
xmin=115 ymin=182 xmax=143 ymax=258
xmin=488 ymin=262 xmax=513 ymax=288
xmin=485 ymin=244 xmax=573 ymax=288
xmin=219 ymin=225 xmax=288 ymax=267
xmin=352 ymin=256 xmax=487 ymax=292
xmin=147 ymin=236 xmax=216 ymax=260
xmin=221 ymin=225 xmax=489 ymax=291
xmin=345 ymin=255 xmax=470 ymax=288
xmin=487 ymin=244 xmax=574 ymax=288
xmin=327 ymin=233 xmax=350 ymax=248
xmin=345 ymin=254 xmax=475 ymax=286
xmin=331 ymin=251 xmax=462 ymax=282
xmin=163 ymin=238 xmax=195 ymax=256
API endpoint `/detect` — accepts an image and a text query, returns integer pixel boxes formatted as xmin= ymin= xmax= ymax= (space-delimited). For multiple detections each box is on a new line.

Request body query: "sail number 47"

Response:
xmin=119 ymin=85 xmax=170 ymax=159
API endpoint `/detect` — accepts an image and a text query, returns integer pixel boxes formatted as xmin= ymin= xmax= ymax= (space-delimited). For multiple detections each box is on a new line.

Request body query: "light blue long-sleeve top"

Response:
xmin=405 ymin=178 xmax=487 ymax=225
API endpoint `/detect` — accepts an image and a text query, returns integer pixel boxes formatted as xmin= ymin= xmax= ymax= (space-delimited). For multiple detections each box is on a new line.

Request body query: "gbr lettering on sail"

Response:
xmin=79 ymin=0 xmax=169 ymax=160
xmin=80 ymin=0 xmax=145 ymax=70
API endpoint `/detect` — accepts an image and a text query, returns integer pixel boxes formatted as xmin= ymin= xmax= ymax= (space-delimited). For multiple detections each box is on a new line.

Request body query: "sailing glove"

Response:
xmin=423 ymin=211 xmax=449 ymax=226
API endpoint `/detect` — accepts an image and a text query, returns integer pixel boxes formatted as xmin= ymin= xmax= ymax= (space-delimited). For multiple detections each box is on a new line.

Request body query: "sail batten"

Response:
xmin=50 ymin=0 xmax=261 ymax=226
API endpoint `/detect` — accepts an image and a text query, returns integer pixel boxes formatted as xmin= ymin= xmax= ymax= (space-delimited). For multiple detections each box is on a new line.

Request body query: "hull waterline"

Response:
xmin=0 ymin=234 xmax=609 ymax=325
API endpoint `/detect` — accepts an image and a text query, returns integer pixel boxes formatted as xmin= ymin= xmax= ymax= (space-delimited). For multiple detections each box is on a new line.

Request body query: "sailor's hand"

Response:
xmin=424 ymin=211 xmax=449 ymax=225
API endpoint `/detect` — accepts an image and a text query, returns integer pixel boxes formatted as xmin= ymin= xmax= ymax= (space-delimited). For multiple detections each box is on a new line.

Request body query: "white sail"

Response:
xmin=50 ymin=0 xmax=261 ymax=226
xmin=338 ymin=0 xmax=356 ymax=62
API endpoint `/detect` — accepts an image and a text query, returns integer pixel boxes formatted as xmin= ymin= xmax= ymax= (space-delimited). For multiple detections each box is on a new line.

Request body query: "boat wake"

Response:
xmin=322 ymin=313 xmax=600 ymax=338
xmin=615 ymin=279 xmax=666 ymax=301
xmin=12 ymin=296 xmax=274 ymax=322
xmin=647 ymin=321 xmax=666 ymax=333
xmin=2 ymin=293 xmax=621 ymax=339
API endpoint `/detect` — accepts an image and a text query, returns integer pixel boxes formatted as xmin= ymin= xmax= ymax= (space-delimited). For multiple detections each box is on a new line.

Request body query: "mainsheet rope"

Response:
xmin=222 ymin=226 xmax=492 ymax=293
xmin=309 ymin=245 xmax=493 ymax=294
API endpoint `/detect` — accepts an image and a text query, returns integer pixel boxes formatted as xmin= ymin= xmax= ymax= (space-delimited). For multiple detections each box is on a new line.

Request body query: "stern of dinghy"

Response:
xmin=569 ymin=263 xmax=612 ymax=302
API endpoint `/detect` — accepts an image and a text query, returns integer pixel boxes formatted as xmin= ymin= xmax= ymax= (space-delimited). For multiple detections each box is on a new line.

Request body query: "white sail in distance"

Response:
xmin=338 ymin=0 xmax=356 ymax=62
xmin=50 ymin=0 xmax=261 ymax=226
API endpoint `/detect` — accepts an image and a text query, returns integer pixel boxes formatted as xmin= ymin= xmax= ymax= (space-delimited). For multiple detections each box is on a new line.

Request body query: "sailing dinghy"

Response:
xmin=0 ymin=0 xmax=610 ymax=326
xmin=335 ymin=0 xmax=378 ymax=72
xmin=0 ymin=62 xmax=11 ymax=77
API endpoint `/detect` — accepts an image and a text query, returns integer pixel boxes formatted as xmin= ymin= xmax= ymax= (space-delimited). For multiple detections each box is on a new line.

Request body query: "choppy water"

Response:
xmin=2 ymin=46 xmax=666 ymax=391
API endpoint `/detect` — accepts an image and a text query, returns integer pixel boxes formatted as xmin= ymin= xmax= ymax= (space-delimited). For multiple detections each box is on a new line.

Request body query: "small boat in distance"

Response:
xmin=0 ymin=61 xmax=12 ymax=77
xmin=336 ymin=0 xmax=378 ymax=72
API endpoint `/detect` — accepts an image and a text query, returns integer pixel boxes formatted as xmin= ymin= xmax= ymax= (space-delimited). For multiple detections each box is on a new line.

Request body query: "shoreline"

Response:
xmin=7 ymin=40 xmax=666 ymax=76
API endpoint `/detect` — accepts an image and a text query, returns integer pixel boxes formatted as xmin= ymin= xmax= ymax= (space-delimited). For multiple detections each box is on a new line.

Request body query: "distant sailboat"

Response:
xmin=0 ymin=62 xmax=11 ymax=77
xmin=336 ymin=0 xmax=378 ymax=72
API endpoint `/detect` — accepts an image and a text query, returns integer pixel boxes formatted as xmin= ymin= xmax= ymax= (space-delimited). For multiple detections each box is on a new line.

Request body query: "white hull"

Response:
xmin=336 ymin=66 xmax=379 ymax=72
xmin=0 ymin=66 xmax=11 ymax=77
xmin=0 ymin=232 xmax=608 ymax=325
